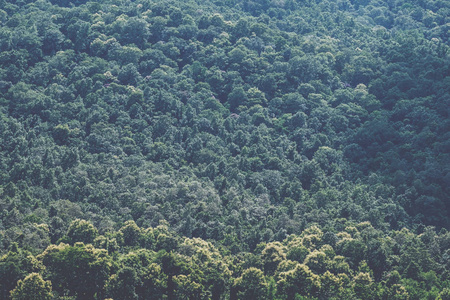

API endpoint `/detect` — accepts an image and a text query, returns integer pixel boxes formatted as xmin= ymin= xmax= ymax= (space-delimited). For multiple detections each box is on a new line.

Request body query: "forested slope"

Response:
xmin=0 ymin=0 xmax=449 ymax=299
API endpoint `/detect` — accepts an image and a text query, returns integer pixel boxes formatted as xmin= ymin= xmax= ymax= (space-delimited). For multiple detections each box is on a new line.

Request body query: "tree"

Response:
xmin=0 ymin=245 xmax=43 ymax=300
xmin=120 ymin=17 xmax=149 ymax=47
xmin=174 ymin=274 xmax=203 ymax=300
xmin=52 ymin=124 xmax=70 ymax=145
xmin=261 ymin=242 xmax=286 ymax=276
xmin=38 ymin=243 xmax=111 ymax=299
xmin=157 ymin=251 xmax=183 ymax=300
xmin=119 ymin=220 xmax=142 ymax=247
xmin=67 ymin=20 xmax=91 ymax=52
xmin=437 ymin=288 xmax=450 ymax=300
xmin=228 ymin=86 xmax=248 ymax=112
xmin=277 ymin=264 xmax=321 ymax=300
xmin=319 ymin=271 xmax=342 ymax=299
xmin=106 ymin=267 xmax=140 ymax=300
xmin=337 ymin=238 xmax=366 ymax=268
xmin=141 ymin=263 xmax=167 ymax=300
xmin=304 ymin=250 xmax=329 ymax=274
xmin=10 ymin=273 xmax=52 ymax=300
xmin=235 ymin=268 xmax=269 ymax=300
xmin=353 ymin=272 xmax=373 ymax=299
xmin=66 ymin=219 xmax=98 ymax=245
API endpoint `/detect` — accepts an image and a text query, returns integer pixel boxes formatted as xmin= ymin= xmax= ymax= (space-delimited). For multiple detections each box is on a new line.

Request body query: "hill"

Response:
xmin=0 ymin=0 xmax=449 ymax=298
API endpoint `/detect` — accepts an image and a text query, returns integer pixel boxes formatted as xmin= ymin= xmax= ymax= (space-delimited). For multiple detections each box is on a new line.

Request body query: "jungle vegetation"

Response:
xmin=0 ymin=0 xmax=449 ymax=298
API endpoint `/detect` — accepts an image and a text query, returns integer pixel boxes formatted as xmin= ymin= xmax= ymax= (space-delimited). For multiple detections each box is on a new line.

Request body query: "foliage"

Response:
xmin=0 ymin=0 xmax=448 ymax=298
xmin=10 ymin=273 xmax=53 ymax=300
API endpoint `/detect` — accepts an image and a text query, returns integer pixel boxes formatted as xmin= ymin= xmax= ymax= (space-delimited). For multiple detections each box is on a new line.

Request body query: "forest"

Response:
xmin=0 ymin=0 xmax=449 ymax=298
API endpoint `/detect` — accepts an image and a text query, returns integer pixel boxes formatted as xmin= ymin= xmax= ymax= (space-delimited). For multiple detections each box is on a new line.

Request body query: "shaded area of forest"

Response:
xmin=0 ymin=0 xmax=449 ymax=298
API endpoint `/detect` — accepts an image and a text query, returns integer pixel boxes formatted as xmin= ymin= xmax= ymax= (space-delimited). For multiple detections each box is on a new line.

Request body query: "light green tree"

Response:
xmin=10 ymin=273 xmax=52 ymax=300
xmin=235 ymin=267 xmax=269 ymax=300
xmin=66 ymin=219 xmax=98 ymax=244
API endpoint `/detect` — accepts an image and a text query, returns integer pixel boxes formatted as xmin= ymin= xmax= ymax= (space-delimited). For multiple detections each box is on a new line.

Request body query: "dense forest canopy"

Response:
xmin=0 ymin=0 xmax=449 ymax=298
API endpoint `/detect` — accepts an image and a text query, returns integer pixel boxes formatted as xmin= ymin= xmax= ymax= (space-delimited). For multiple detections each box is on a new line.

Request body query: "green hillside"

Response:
xmin=0 ymin=0 xmax=449 ymax=298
